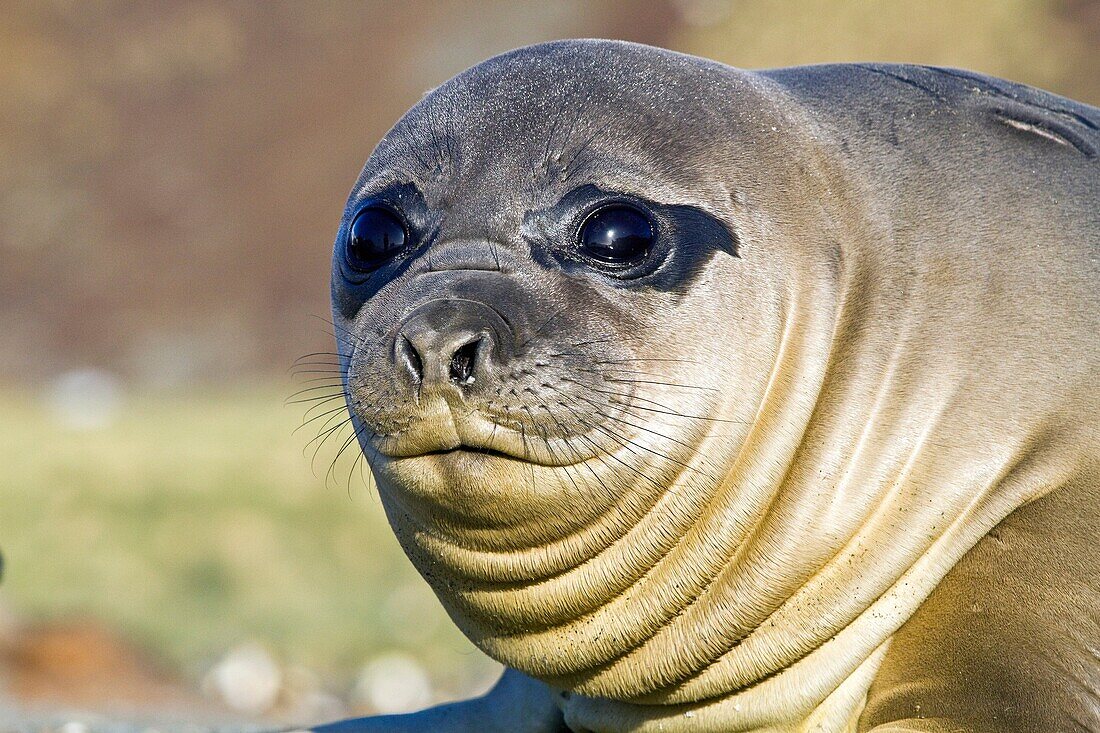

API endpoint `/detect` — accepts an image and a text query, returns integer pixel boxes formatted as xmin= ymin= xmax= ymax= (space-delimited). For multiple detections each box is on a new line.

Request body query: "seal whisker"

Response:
xmin=304 ymin=409 xmax=353 ymax=452
xmin=569 ymin=333 xmax=642 ymax=347
xmin=529 ymin=409 xmax=588 ymax=500
xmin=602 ymin=377 xmax=720 ymax=393
xmin=289 ymin=362 xmax=345 ymax=372
xmin=285 ymin=392 xmax=346 ymax=407
xmin=299 ymin=395 xmax=347 ymax=419
xmin=311 ymin=313 xmax=364 ymax=339
xmin=555 ymin=388 xmax=718 ymax=480
xmin=286 ymin=383 xmax=350 ymax=401
xmin=293 ymin=403 xmax=352 ymax=435
xmin=585 ymin=367 xmax=702 ymax=382
xmin=290 ymin=376 xmax=348 ymax=387
xmin=517 ymin=421 xmax=536 ymax=494
xmin=566 ymin=414 xmax=668 ymax=494
xmin=545 ymin=385 xmax=682 ymax=488
xmin=535 ymin=394 xmax=627 ymax=501
xmin=593 ymin=408 xmax=707 ymax=457
xmin=558 ymin=387 xmax=694 ymax=450
xmin=562 ymin=379 xmax=741 ymax=424
xmin=308 ymin=416 xmax=354 ymax=475
xmin=290 ymin=351 xmax=346 ymax=367
xmin=336 ymin=413 xmax=385 ymax=493
xmin=595 ymin=358 xmax=701 ymax=365
xmin=327 ymin=420 xmax=369 ymax=489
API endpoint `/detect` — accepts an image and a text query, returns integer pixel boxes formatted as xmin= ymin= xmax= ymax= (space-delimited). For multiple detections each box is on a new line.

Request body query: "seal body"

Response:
xmin=322 ymin=41 xmax=1099 ymax=732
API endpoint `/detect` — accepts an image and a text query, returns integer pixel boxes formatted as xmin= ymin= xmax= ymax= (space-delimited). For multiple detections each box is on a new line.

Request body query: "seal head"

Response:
xmin=332 ymin=40 xmax=1099 ymax=731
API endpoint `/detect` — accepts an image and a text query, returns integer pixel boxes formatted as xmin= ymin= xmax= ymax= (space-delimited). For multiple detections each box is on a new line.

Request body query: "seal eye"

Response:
xmin=346 ymin=206 xmax=408 ymax=270
xmin=578 ymin=205 xmax=655 ymax=265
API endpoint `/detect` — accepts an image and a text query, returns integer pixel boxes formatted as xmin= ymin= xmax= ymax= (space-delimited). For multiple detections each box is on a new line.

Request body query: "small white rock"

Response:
xmin=204 ymin=641 xmax=283 ymax=714
xmin=352 ymin=651 xmax=432 ymax=715
xmin=45 ymin=369 xmax=124 ymax=430
xmin=59 ymin=723 xmax=89 ymax=733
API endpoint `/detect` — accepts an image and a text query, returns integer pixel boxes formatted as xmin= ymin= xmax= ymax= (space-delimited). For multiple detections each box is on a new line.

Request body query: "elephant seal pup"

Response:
xmin=317 ymin=40 xmax=1099 ymax=733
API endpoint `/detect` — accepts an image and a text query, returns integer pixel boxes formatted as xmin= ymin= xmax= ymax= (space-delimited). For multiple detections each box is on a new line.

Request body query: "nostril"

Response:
xmin=449 ymin=337 xmax=482 ymax=385
xmin=397 ymin=334 xmax=424 ymax=383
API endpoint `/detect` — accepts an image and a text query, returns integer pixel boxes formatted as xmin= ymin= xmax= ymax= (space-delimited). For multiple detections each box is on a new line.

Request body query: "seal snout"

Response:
xmin=392 ymin=299 xmax=507 ymax=395
xmin=396 ymin=327 xmax=485 ymax=388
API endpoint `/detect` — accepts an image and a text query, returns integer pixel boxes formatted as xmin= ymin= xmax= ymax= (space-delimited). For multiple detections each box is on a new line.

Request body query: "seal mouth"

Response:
xmin=418 ymin=444 xmax=519 ymax=460
xmin=356 ymin=398 xmax=586 ymax=466
xmin=374 ymin=427 xmax=595 ymax=468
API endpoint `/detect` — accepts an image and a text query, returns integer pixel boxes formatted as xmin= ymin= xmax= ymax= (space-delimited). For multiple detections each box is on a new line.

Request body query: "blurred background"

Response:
xmin=1 ymin=0 xmax=1098 ymax=730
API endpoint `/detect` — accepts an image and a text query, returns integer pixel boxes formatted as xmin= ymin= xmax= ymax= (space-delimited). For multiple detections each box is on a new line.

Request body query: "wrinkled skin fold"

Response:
xmin=316 ymin=41 xmax=1099 ymax=733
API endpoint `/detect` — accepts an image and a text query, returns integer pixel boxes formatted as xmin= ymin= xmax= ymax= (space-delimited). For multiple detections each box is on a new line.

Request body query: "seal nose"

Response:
xmin=394 ymin=304 xmax=500 ymax=390
xmin=448 ymin=337 xmax=483 ymax=385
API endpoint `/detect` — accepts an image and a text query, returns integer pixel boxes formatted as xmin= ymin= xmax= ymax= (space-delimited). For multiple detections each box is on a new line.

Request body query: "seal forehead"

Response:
xmin=362 ymin=40 xmax=765 ymax=205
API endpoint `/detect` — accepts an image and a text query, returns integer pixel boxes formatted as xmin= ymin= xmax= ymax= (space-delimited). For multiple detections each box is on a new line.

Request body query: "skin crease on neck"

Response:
xmin=311 ymin=40 xmax=1100 ymax=733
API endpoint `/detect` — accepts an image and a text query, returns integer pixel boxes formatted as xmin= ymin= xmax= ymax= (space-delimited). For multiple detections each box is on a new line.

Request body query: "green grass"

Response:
xmin=0 ymin=385 xmax=498 ymax=697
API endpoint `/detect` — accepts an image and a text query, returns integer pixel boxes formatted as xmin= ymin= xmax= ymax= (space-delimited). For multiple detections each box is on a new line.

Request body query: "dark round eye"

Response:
xmin=345 ymin=206 xmax=408 ymax=270
xmin=578 ymin=204 xmax=655 ymax=265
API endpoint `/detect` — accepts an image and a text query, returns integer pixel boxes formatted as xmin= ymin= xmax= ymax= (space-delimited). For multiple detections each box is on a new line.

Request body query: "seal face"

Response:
xmin=330 ymin=41 xmax=1099 ymax=732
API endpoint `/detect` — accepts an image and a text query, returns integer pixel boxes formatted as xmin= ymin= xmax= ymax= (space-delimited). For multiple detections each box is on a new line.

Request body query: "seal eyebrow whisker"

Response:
xmin=429 ymin=101 xmax=460 ymax=175
xmin=562 ymin=119 xmax=616 ymax=183
xmin=394 ymin=124 xmax=434 ymax=174
xmin=539 ymin=103 xmax=566 ymax=180
xmin=482 ymin=226 xmax=504 ymax=272
xmin=548 ymin=100 xmax=587 ymax=177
